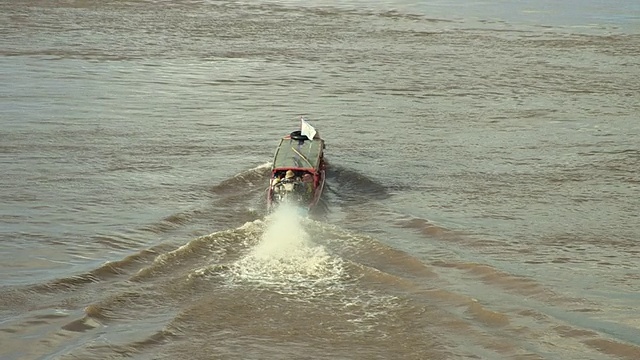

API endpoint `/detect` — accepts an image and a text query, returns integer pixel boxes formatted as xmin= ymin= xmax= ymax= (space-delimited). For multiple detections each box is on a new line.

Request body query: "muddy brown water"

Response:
xmin=1 ymin=1 xmax=639 ymax=359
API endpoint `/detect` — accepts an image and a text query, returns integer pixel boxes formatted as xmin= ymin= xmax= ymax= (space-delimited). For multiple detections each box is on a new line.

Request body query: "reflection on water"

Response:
xmin=1 ymin=0 xmax=639 ymax=359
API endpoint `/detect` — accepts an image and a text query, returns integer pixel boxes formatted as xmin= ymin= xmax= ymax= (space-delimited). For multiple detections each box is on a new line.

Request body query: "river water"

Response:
xmin=1 ymin=0 xmax=639 ymax=359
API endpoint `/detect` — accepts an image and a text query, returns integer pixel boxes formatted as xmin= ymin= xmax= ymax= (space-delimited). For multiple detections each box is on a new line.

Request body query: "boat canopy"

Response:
xmin=273 ymin=138 xmax=324 ymax=171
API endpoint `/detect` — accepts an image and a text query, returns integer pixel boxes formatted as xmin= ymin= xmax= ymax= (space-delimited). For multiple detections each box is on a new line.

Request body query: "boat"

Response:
xmin=267 ymin=118 xmax=326 ymax=212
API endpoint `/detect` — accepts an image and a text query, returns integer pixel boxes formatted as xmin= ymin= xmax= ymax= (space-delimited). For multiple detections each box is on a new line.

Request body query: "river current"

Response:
xmin=1 ymin=0 xmax=639 ymax=359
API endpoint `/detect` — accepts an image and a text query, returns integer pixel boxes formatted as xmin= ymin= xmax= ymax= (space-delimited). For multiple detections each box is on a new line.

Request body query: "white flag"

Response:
xmin=300 ymin=117 xmax=317 ymax=140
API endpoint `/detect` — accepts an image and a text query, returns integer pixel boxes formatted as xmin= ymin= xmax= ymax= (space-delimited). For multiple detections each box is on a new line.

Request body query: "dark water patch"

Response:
xmin=341 ymin=235 xmax=438 ymax=280
xmin=209 ymin=163 xmax=271 ymax=195
xmin=432 ymin=260 xmax=551 ymax=298
xmin=397 ymin=216 xmax=469 ymax=240
xmin=61 ymin=317 xmax=99 ymax=332
xmin=583 ymin=339 xmax=640 ymax=360
xmin=465 ymin=300 xmax=510 ymax=328
xmin=555 ymin=324 xmax=599 ymax=338
xmin=73 ymin=328 xmax=179 ymax=359
xmin=140 ymin=212 xmax=196 ymax=234
xmin=32 ymin=273 xmax=101 ymax=292
xmin=93 ymin=234 xmax=142 ymax=251
xmin=325 ymin=163 xmax=390 ymax=204
xmin=538 ymin=233 xmax=636 ymax=252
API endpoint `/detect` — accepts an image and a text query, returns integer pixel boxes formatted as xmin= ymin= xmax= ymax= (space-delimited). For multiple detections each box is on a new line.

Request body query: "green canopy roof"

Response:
xmin=273 ymin=138 xmax=324 ymax=171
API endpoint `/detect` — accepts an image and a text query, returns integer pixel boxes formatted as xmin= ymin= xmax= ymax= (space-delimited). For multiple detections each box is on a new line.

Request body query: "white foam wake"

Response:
xmin=228 ymin=203 xmax=344 ymax=287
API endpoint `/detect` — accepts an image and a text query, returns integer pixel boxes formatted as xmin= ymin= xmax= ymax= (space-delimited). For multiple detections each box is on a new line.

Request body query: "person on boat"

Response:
xmin=273 ymin=170 xmax=298 ymax=194
xmin=272 ymin=170 xmax=293 ymax=185
xmin=283 ymin=169 xmax=297 ymax=182
xmin=273 ymin=170 xmax=306 ymax=204
xmin=301 ymin=172 xmax=313 ymax=195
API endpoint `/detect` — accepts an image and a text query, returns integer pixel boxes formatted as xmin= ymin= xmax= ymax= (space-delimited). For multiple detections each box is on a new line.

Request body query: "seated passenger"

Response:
xmin=283 ymin=170 xmax=297 ymax=182
xmin=301 ymin=172 xmax=313 ymax=194
xmin=275 ymin=170 xmax=298 ymax=193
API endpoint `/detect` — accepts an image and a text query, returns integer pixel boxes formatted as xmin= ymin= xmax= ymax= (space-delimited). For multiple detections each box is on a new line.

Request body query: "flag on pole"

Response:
xmin=300 ymin=117 xmax=317 ymax=140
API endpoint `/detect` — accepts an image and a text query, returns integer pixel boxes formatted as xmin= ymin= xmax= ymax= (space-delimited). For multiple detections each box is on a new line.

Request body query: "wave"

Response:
xmin=5 ymin=163 xmax=640 ymax=359
xmin=325 ymin=163 xmax=391 ymax=204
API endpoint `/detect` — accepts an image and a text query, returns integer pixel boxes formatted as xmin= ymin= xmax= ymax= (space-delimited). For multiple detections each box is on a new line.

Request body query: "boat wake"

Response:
xmin=7 ymin=164 xmax=638 ymax=360
xmin=224 ymin=203 xmax=346 ymax=290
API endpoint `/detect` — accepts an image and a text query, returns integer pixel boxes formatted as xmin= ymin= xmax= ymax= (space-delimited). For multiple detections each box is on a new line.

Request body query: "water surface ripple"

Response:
xmin=1 ymin=0 xmax=639 ymax=359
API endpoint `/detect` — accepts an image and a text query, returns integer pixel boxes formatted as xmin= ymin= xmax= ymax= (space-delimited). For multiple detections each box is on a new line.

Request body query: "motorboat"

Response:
xmin=267 ymin=118 xmax=326 ymax=212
